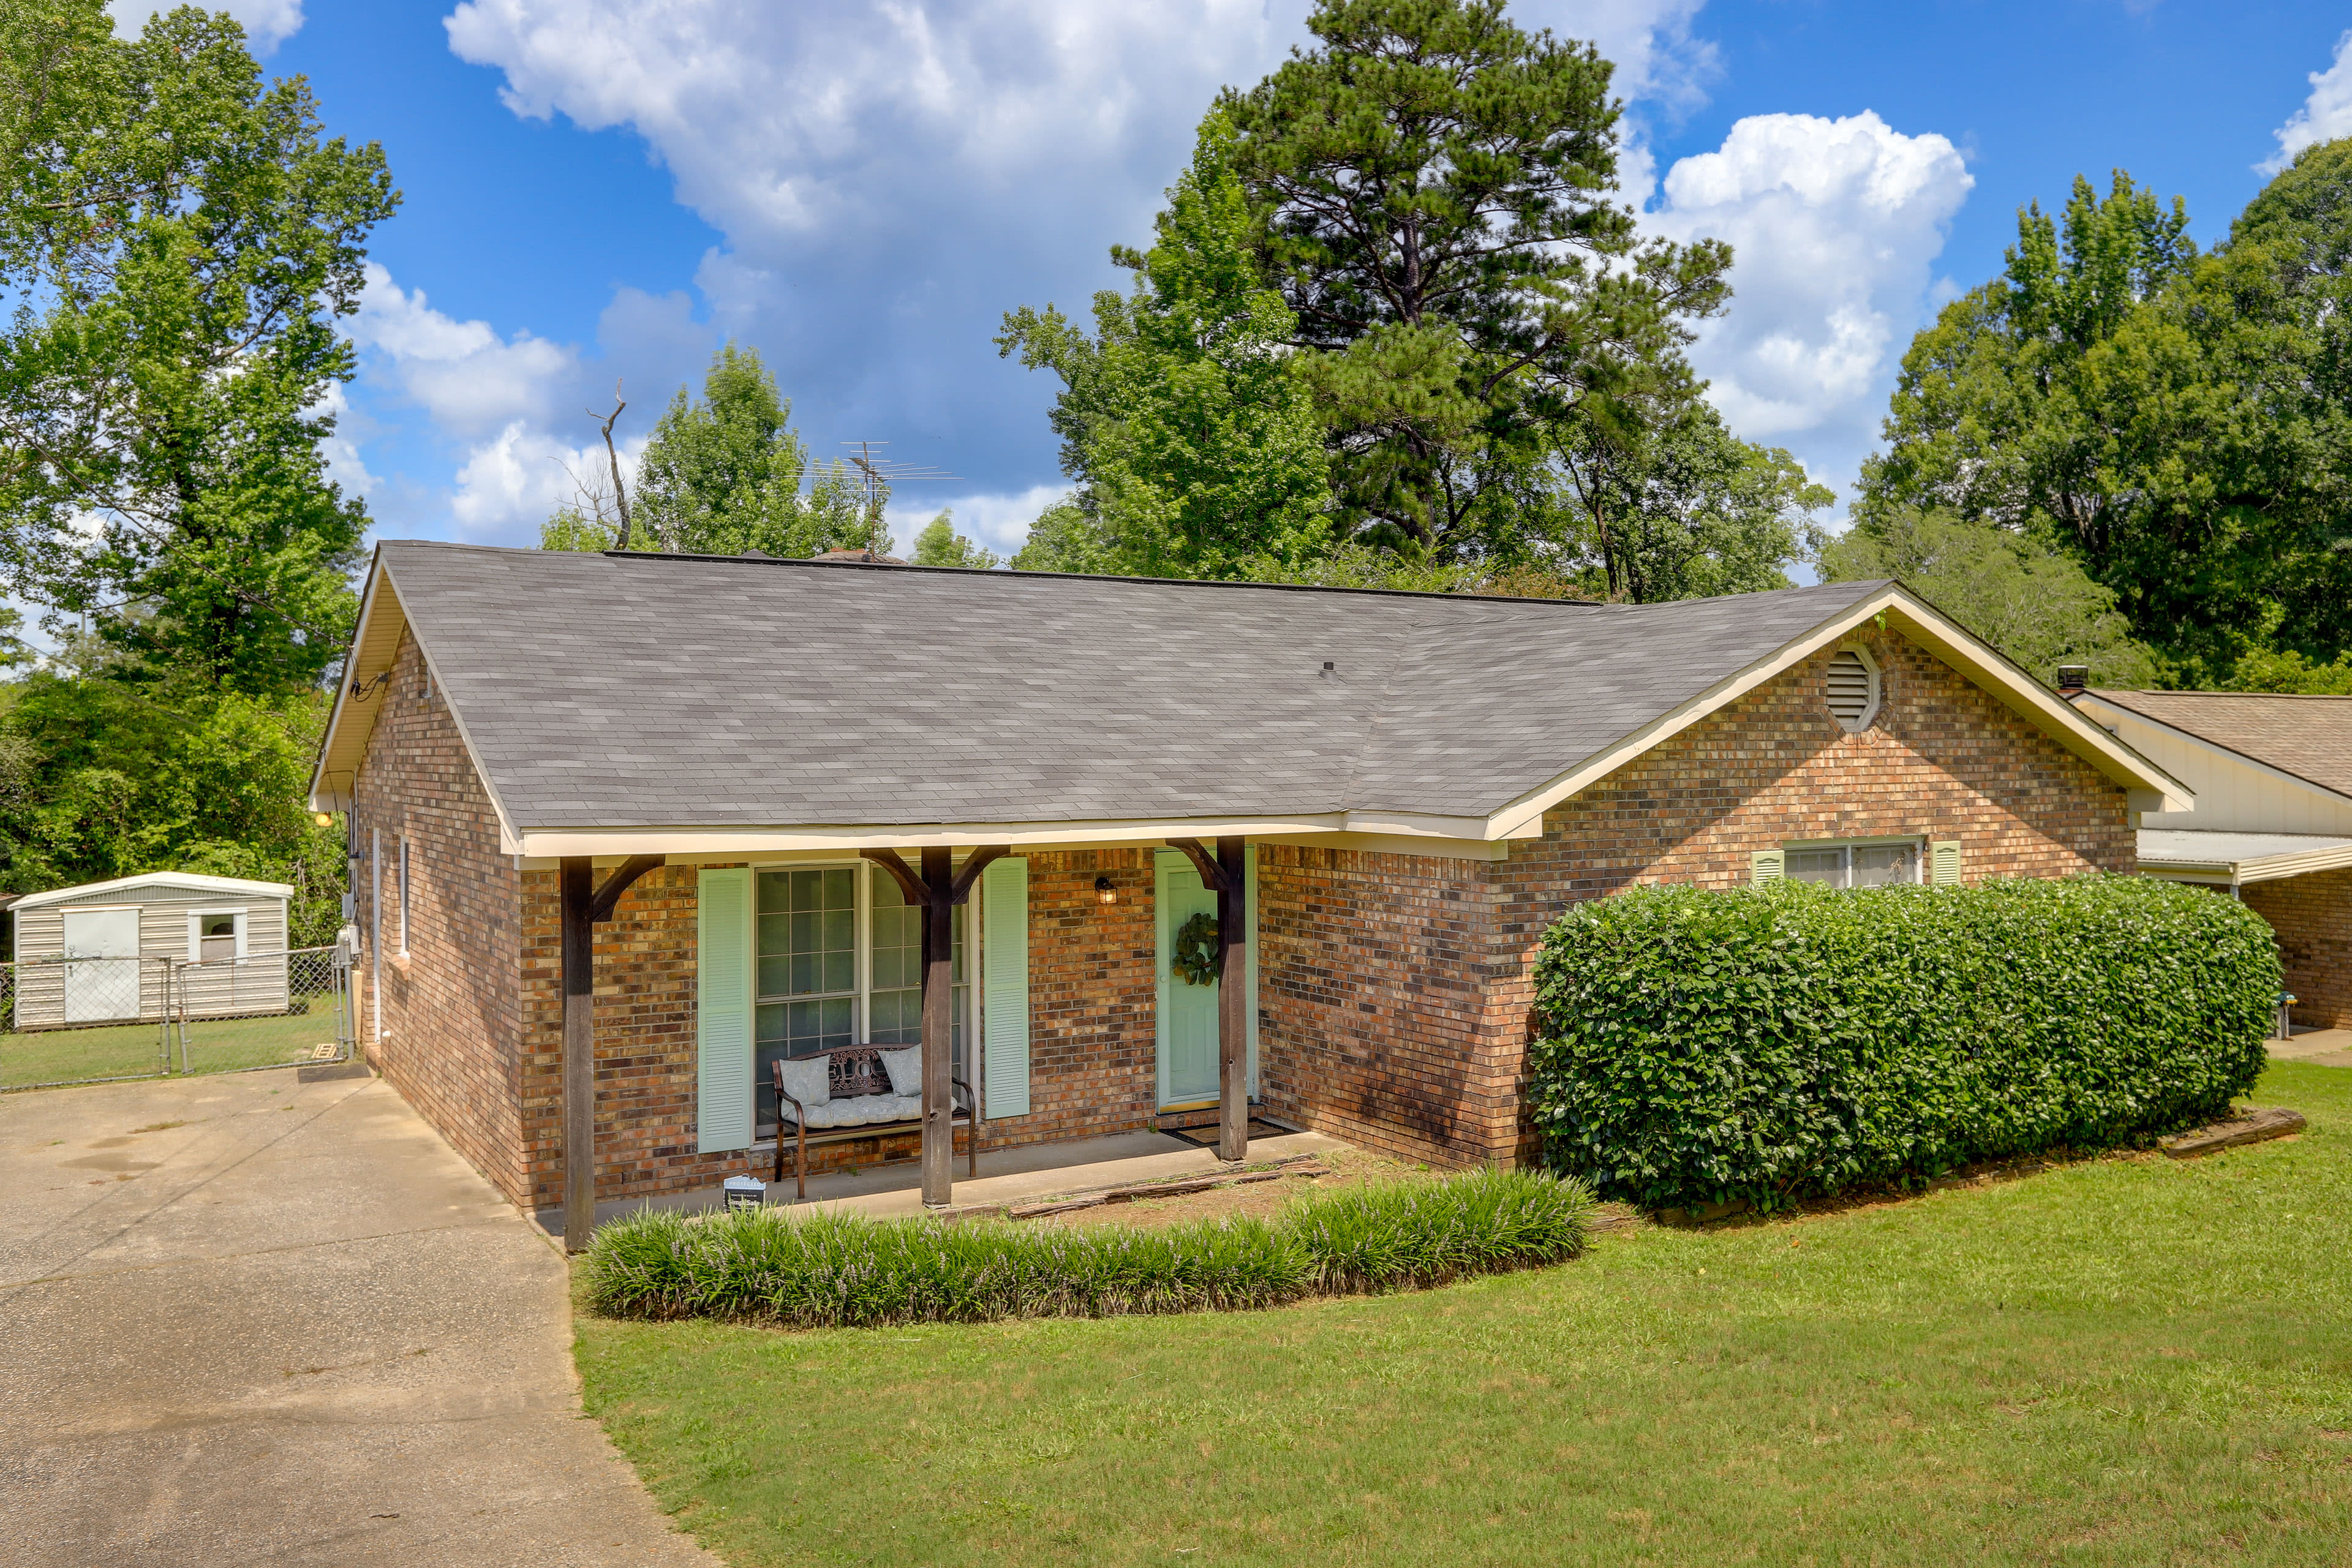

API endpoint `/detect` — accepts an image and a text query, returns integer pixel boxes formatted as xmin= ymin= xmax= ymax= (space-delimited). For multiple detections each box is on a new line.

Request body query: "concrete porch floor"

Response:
xmin=537 ymin=1125 xmax=1357 ymax=1238
xmin=2269 ymin=1026 xmax=2352 ymax=1067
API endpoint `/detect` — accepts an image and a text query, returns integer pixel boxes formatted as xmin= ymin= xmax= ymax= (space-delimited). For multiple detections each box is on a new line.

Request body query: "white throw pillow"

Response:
xmin=880 ymin=1046 xmax=922 ymax=1096
xmin=773 ymin=1055 xmax=831 ymax=1110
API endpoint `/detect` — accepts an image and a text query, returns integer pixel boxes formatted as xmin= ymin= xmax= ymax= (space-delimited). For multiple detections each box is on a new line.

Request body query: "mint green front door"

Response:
xmin=1155 ymin=851 xmax=1221 ymax=1106
xmin=1153 ymin=848 xmax=1262 ymax=1109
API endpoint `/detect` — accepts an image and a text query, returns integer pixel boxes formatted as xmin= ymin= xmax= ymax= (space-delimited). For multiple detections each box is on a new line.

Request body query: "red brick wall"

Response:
xmin=1254 ymin=844 xmax=1515 ymax=1166
xmin=2244 ymin=868 xmax=2352 ymax=1030
xmin=352 ymin=629 xmax=528 ymax=1202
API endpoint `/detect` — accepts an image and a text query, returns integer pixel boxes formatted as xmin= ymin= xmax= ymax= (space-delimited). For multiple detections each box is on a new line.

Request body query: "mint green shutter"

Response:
xmin=696 ymin=867 xmax=753 ymax=1153
xmin=981 ymin=856 xmax=1030 ymax=1118
xmin=1930 ymin=840 xmax=1961 ymax=886
xmin=1751 ymin=850 xmax=1785 ymax=886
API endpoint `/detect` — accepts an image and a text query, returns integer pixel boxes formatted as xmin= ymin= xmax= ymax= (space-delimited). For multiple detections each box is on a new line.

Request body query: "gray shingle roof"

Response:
xmin=376 ymin=541 xmax=1888 ymax=831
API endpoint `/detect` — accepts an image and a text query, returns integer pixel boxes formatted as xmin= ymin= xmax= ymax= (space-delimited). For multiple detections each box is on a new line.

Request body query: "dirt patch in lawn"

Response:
xmin=1022 ymin=1148 xmax=1427 ymax=1231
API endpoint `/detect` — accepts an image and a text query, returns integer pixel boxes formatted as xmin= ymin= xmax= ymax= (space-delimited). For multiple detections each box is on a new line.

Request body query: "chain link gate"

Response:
xmin=0 ymin=945 xmax=354 ymax=1092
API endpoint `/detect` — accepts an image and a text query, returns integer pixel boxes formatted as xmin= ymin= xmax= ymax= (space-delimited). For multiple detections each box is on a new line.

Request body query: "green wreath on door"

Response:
xmin=1170 ymin=911 xmax=1222 ymax=987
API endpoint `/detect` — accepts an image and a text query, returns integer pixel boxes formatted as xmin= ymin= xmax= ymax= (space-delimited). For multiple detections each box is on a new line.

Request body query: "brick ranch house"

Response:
xmin=2067 ymin=687 xmax=2352 ymax=1032
xmin=309 ymin=541 xmax=2185 ymax=1232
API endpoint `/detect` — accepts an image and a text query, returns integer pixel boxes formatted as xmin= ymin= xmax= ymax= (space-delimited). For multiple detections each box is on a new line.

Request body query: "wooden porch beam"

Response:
xmin=859 ymin=847 xmax=928 ymax=908
xmin=1167 ymin=836 xmax=1239 ymax=894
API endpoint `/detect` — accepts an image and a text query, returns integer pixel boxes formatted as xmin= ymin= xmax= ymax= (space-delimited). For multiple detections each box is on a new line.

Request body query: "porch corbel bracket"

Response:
xmin=860 ymin=847 xmax=930 ymax=907
xmin=1167 ymin=837 xmax=1238 ymax=894
xmin=949 ymin=845 xmax=1011 ymax=906
xmin=587 ymin=854 xmax=666 ymax=924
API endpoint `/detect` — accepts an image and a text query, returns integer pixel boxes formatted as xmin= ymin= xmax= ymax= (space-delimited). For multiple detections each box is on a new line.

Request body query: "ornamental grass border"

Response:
xmin=579 ymin=1167 xmax=1595 ymax=1330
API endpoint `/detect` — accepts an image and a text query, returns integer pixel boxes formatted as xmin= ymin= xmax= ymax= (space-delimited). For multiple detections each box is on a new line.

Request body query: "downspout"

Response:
xmin=371 ymin=827 xmax=382 ymax=1053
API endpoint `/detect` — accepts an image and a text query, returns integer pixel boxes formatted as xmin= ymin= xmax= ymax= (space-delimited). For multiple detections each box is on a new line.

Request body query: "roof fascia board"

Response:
xmin=509 ymin=812 xmax=1498 ymax=859
xmin=1483 ymin=587 xmax=2192 ymax=840
xmin=13 ymin=872 xmax=297 ymax=910
xmin=2141 ymin=841 xmax=2352 ymax=884
xmin=519 ymin=829 xmax=1507 ymax=871
xmin=2074 ymin=692 xmax=2352 ymax=811
xmin=307 ymin=555 xmax=401 ymax=812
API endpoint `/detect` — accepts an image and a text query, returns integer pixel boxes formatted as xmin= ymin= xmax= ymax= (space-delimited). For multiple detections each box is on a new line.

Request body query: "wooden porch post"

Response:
xmin=919 ymin=845 xmax=955 ymax=1208
xmin=560 ymin=858 xmax=595 ymax=1251
xmin=1215 ymin=835 xmax=1248 ymax=1164
xmin=560 ymin=854 xmax=666 ymax=1254
xmin=861 ymin=845 xmax=1011 ymax=1212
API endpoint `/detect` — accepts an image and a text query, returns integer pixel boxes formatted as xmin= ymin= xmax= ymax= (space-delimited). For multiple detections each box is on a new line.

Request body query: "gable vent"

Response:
xmin=1826 ymin=648 xmax=1879 ymax=731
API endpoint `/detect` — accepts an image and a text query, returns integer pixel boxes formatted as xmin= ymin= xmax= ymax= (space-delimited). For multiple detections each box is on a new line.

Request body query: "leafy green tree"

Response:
xmin=548 ymin=344 xmax=884 ymax=558
xmin=1009 ymin=495 xmax=1117 ymax=575
xmin=1000 ymin=115 xmax=1332 ymax=579
xmin=909 ymin=509 xmax=999 ymax=569
xmin=1818 ymin=508 xmax=2155 ymax=688
xmin=1551 ymin=402 xmax=1831 ymax=602
xmin=0 ymin=1 xmax=394 ymax=696
xmin=1861 ymin=157 xmax=2352 ymax=682
xmin=1221 ymin=0 xmax=1730 ymax=563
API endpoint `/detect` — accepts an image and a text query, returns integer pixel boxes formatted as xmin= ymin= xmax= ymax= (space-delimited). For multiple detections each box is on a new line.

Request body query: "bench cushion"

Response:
xmin=782 ymin=1093 xmax=921 ymax=1129
xmin=880 ymin=1046 xmax=922 ymax=1096
xmin=774 ymin=1055 xmax=831 ymax=1109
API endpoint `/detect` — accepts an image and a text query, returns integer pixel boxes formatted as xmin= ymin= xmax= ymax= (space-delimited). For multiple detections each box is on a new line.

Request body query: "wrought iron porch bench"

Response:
xmin=770 ymin=1045 xmax=978 ymax=1199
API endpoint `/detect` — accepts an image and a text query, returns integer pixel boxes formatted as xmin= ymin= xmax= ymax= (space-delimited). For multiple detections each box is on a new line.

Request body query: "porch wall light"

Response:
xmin=1095 ymin=876 xmax=1117 ymax=906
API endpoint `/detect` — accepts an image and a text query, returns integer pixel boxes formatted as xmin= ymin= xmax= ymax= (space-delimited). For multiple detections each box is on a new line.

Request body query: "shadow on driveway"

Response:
xmin=0 ymin=1069 xmax=717 ymax=1567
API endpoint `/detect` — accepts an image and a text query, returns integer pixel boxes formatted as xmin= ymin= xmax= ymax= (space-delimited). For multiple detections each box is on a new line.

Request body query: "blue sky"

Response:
xmin=133 ymin=0 xmax=2352 ymax=557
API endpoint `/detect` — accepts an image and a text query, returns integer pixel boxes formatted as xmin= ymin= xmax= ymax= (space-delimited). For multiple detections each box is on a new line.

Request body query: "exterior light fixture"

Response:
xmin=314 ymin=812 xmax=334 ymax=827
xmin=1095 ymin=876 xmax=1116 ymax=905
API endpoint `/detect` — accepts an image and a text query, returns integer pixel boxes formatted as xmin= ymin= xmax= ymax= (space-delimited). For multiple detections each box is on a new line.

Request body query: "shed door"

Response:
xmin=62 ymin=908 xmax=141 ymax=1023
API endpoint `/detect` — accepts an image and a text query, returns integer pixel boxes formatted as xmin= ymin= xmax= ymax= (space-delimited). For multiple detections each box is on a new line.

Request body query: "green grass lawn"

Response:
xmin=576 ymin=1062 xmax=2352 ymax=1567
xmin=0 ymin=1005 xmax=341 ymax=1088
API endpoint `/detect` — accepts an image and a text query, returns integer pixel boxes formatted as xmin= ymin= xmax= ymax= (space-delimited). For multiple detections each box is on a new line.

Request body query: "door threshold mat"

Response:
xmin=1156 ymin=1117 xmax=1292 ymax=1148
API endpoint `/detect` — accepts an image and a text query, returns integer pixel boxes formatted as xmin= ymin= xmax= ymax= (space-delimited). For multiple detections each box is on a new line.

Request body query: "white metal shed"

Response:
xmin=10 ymin=872 xmax=293 ymax=1028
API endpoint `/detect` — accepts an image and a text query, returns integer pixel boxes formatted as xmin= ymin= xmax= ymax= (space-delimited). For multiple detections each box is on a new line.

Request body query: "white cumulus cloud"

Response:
xmin=108 ymin=0 xmax=303 ymax=51
xmin=347 ymin=263 xmax=709 ymax=541
xmin=1646 ymin=110 xmax=1973 ymax=493
xmin=436 ymin=0 xmax=1724 ymax=554
xmin=2266 ymin=30 xmax=2352 ymax=174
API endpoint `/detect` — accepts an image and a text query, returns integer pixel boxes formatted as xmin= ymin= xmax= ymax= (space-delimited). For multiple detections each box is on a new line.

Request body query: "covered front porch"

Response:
xmin=548 ymin=835 xmax=1264 ymax=1248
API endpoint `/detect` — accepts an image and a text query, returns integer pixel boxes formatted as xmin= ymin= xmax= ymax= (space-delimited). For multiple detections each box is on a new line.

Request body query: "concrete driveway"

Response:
xmin=0 ymin=1068 xmax=716 ymax=1567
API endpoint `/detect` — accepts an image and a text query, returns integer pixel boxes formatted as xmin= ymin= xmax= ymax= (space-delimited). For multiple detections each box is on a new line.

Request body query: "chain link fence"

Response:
xmin=0 ymin=945 xmax=353 ymax=1093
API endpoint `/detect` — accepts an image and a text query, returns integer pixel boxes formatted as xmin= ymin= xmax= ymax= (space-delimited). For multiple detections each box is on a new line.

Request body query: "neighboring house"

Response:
xmin=2065 ymin=686 xmax=2352 ymax=1031
xmin=7 ymin=872 xmax=293 ymax=1028
xmin=309 ymin=541 xmax=2184 ymax=1218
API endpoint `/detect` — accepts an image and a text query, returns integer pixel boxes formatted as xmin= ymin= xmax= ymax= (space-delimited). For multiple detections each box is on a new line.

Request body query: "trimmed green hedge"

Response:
xmin=581 ymin=1167 xmax=1593 ymax=1329
xmin=1529 ymin=875 xmax=2277 ymax=1212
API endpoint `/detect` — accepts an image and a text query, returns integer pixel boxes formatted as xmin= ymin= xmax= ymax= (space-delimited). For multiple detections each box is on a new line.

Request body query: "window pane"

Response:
xmin=871 ymin=987 xmax=919 ymax=1044
xmin=822 ymin=950 xmax=854 ymax=993
xmin=756 ymin=956 xmax=791 ymax=998
xmin=1853 ymin=844 xmax=1918 ymax=887
xmin=756 ymin=1001 xmax=785 ymax=1044
xmin=756 ymin=872 xmax=790 ymax=914
xmin=821 ymin=867 xmax=855 ymax=910
xmin=789 ymin=868 xmax=820 ymax=910
xmin=1785 ymin=848 xmax=1847 ymax=888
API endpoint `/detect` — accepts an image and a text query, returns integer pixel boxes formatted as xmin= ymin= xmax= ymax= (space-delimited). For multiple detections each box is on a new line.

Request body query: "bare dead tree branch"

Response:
xmin=590 ymin=381 xmax=633 ymax=549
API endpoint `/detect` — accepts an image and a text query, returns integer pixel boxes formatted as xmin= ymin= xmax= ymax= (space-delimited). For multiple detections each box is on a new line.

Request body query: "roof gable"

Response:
xmin=13 ymin=871 xmax=294 ymax=910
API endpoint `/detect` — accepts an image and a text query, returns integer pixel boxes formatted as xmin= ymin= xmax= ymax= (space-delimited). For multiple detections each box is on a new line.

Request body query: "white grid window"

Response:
xmin=752 ymin=861 xmax=971 ymax=1131
xmin=1785 ymin=840 xmax=1922 ymax=890
xmin=398 ymin=840 xmax=410 ymax=957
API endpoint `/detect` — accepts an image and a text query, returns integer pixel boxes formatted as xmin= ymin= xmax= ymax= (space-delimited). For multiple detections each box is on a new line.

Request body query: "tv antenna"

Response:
xmin=839 ymin=440 xmax=959 ymax=518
